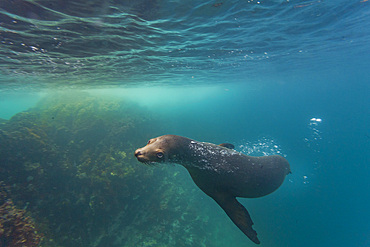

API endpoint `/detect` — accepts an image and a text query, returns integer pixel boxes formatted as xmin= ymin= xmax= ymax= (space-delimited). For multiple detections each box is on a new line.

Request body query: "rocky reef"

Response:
xmin=0 ymin=92 xmax=212 ymax=247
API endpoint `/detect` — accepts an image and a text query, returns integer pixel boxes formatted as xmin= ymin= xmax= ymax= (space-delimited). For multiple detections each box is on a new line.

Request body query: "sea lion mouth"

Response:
xmin=134 ymin=151 xmax=157 ymax=165
xmin=134 ymin=150 xmax=147 ymax=162
xmin=135 ymin=155 xmax=149 ymax=163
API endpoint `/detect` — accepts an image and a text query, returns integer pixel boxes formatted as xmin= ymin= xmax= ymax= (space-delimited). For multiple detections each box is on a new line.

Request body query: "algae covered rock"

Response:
xmin=0 ymin=92 xmax=164 ymax=246
xmin=0 ymin=92 xmax=213 ymax=247
xmin=0 ymin=182 xmax=43 ymax=247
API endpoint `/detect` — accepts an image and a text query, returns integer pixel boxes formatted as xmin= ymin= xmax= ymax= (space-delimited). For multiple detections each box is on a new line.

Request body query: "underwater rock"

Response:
xmin=1 ymin=92 xmax=214 ymax=246
xmin=0 ymin=92 xmax=229 ymax=246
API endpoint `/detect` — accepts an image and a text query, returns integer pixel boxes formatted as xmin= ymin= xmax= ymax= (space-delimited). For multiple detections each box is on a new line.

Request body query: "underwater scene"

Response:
xmin=0 ymin=1 xmax=369 ymax=247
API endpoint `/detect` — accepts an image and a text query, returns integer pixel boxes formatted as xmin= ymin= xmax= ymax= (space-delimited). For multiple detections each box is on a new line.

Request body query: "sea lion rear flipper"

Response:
xmin=212 ymin=192 xmax=260 ymax=244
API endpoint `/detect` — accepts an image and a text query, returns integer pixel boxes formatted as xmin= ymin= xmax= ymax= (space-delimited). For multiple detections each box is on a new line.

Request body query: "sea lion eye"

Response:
xmin=156 ymin=152 xmax=164 ymax=159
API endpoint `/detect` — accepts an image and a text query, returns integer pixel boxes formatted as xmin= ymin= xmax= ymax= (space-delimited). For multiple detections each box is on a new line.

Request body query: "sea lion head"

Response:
xmin=134 ymin=135 xmax=174 ymax=164
xmin=134 ymin=137 xmax=165 ymax=164
xmin=135 ymin=135 xmax=191 ymax=165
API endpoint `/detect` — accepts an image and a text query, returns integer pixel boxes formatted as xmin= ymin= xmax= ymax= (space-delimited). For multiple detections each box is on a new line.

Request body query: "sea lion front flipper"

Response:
xmin=211 ymin=192 xmax=260 ymax=244
xmin=219 ymin=143 xmax=235 ymax=149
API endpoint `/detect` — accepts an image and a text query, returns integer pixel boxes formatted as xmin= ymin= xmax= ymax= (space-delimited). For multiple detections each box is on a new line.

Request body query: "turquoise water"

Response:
xmin=0 ymin=1 xmax=369 ymax=247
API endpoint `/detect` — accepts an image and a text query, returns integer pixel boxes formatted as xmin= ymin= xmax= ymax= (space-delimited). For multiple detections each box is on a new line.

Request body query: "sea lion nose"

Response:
xmin=134 ymin=150 xmax=142 ymax=157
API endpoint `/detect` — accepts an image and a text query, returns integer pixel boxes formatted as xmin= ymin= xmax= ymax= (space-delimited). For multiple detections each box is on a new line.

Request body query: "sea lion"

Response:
xmin=134 ymin=135 xmax=291 ymax=244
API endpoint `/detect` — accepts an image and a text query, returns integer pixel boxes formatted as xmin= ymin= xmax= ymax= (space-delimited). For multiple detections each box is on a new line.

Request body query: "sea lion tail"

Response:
xmin=211 ymin=192 xmax=260 ymax=244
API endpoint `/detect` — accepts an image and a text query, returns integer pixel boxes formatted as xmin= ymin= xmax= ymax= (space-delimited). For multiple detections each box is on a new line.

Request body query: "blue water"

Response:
xmin=0 ymin=1 xmax=369 ymax=247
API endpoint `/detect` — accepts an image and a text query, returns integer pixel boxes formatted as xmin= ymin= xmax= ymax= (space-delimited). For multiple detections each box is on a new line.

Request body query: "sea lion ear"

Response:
xmin=219 ymin=143 xmax=235 ymax=149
